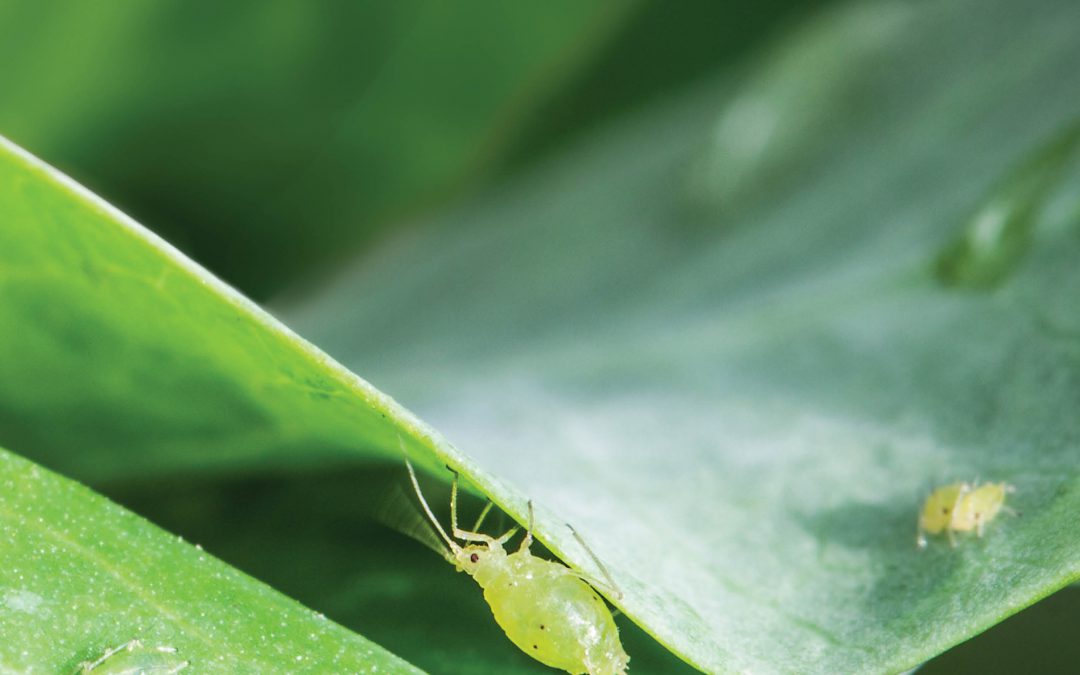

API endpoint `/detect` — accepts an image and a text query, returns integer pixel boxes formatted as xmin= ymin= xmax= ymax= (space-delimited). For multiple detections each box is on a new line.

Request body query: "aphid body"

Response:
xmin=917 ymin=481 xmax=1014 ymax=548
xmin=76 ymin=639 xmax=189 ymax=674
xmin=405 ymin=458 xmax=629 ymax=675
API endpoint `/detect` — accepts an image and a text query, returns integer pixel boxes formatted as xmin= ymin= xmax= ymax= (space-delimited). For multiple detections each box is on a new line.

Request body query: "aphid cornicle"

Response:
xmin=404 ymin=457 xmax=630 ymax=675
xmin=917 ymin=481 xmax=1015 ymax=548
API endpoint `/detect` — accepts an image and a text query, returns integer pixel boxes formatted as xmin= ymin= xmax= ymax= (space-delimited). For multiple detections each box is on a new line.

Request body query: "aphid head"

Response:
xmin=454 ymin=543 xmax=506 ymax=575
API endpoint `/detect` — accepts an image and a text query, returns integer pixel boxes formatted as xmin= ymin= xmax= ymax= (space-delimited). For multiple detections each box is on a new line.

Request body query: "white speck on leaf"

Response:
xmin=2 ymin=588 xmax=45 ymax=614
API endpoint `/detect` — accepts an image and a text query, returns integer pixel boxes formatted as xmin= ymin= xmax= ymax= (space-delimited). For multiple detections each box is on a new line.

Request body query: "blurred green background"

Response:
xmin=0 ymin=0 xmax=821 ymax=301
xmin=3 ymin=1 xmax=1074 ymax=672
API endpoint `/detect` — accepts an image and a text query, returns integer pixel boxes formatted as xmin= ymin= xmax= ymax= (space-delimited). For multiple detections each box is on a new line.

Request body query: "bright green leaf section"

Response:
xmin=0 ymin=445 xmax=419 ymax=673
xmin=0 ymin=0 xmax=630 ymax=298
xmin=0 ymin=134 xmax=443 ymax=482
xmin=278 ymin=0 xmax=1080 ymax=672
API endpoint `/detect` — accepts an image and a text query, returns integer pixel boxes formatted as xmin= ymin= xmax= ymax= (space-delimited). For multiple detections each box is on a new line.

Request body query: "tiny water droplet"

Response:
xmin=935 ymin=121 xmax=1080 ymax=288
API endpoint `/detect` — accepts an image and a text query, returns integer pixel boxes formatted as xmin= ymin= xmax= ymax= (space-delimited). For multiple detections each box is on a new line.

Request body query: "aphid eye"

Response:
xmin=470 ymin=553 xmax=479 ymax=563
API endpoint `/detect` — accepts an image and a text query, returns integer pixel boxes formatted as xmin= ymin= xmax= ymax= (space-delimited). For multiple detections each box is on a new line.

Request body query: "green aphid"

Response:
xmin=75 ymin=639 xmax=189 ymax=674
xmin=404 ymin=457 xmax=630 ymax=675
xmin=917 ymin=480 xmax=1015 ymax=548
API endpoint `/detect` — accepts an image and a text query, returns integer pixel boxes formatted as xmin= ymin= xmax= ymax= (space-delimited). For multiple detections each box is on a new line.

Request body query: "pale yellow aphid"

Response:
xmin=404 ymin=456 xmax=630 ymax=675
xmin=75 ymin=639 xmax=189 ymax=674
xmin=917 ymin=481 xmax=1015 ymax=548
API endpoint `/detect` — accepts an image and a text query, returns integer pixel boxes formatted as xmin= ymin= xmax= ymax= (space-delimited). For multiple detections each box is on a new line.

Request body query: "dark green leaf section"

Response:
xmin=921 ymin=586 xmax=1080 ymax=674
xmin=0 ymin=0 xmax=628 ymax=298
xmin=0 ymin=445 xmax=419 ymax=673
xmin=500 ymin=0 xmax=832 ymax=170
xmin=281 ymin=1 xmax=1080 ymax=672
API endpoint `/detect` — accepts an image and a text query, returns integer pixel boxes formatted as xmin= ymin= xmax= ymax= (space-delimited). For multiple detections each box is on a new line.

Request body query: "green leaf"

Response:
xmin=0 ymin=445 xmax=418 ymax=673
xmin=0 ymin=134 xmax=408 ymax=482
xmin=278 ymin=1 xmax=1080 ymax=672
xmin=3 ymin=0 xmax=1080 ymax=674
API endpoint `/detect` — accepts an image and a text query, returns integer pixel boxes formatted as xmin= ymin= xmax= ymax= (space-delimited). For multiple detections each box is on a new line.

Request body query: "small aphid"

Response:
xmin=404 ymin=455 xmax=630 ymax=675
xmin=75 ymin=639 xmax=189 ymax=674
xmin=917 ymin=481 xmax=1015 ymax=548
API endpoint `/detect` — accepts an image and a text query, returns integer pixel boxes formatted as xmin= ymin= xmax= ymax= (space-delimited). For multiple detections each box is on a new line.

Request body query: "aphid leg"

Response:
xmin=947 ymin=527 xmax=957 ymax=548
xmin=568 ymin=524 xmax=623 ymax=600
xmin=494 ymin=525 xmax=520 ymax=545
xmin=916 ymin=527 xmax=927 ymax=550
xmin=400 ymin=442 xmax=461 ymax=555
xmin=1002 ymin=484 xmax=1020 ymax=517
xmin=516 ymin=500 xmax=535 ymax=553
xmin=472 ymin=500 xmax=494 ymax=532
xmin=448 ymin=468 xmax=503 ymax=545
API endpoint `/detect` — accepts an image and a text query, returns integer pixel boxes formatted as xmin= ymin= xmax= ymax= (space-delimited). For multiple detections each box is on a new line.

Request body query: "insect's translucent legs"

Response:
xmin=402 ymin=446 xmax=459 ymax=554
xmin=568 ymin=525 xmax=623 ymax=600
xmin=472 ymin=501 xmax=494 ymax=532
xmin=450 ymin=469 xmax=518 ymax=545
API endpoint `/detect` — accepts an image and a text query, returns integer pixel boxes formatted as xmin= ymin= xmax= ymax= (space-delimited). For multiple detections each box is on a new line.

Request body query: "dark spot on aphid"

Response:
xmin=540 ymin=625 xmax=545 ymax=630
xmin=470 ymin=553 xmax=479 ymax=563
xmin=533 ymin=645 xmax=538 ymax=650
xmin=975 ymin=512 xmax=982 ymax=519
xmin=941 ymin=507 xmax=949 ymax=514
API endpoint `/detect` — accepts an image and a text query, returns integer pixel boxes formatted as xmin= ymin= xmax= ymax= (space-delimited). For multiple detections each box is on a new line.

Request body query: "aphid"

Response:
xmin=917 ymin=481 xmax=1015 ymax=548
xmin=404 ymin=457 xmax=630 ymax=675
xmin=75 ymin=639 xmax=189 ymax=674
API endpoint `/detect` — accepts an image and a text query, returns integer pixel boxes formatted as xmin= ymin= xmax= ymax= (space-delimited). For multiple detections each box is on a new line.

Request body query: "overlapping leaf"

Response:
xmin=2 ymin=0 xmax=1080 ymax=672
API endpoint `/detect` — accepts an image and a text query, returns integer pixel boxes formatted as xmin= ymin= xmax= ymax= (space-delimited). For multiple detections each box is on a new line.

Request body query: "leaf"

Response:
xmin=276 ymin=0 xmax=1080 ymax=672
xmin=0 ymin=134 xmax=407 ymax=482
xmin=0 ymin=445 xmax=419 ymax=673
xmin=3 ymin=2 xmax=1080 ymax=675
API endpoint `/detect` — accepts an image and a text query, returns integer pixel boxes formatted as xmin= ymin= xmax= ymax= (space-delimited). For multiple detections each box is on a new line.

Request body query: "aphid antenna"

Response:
xmin=567 ymin=524 xmax=624 ymax=601
xmin=400 ymin=437 xmax=462 ymax=557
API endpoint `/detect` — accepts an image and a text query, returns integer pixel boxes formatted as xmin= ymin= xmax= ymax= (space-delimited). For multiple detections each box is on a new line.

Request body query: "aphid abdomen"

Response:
xmin=480 ymin=554 xmax=628 ymax=675
xmin=952 ymin=483 xmax=1008 ymax=534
